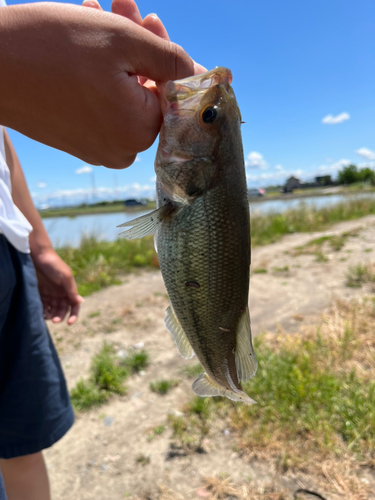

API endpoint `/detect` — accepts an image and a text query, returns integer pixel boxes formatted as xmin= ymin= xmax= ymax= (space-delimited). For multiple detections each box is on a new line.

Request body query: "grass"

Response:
xmin=250 ymin=197 xmax=374 ymax=247
xmin=150 ymin=379 xmax=179 ymax=395
xmin=292 ymin=230 xmax=359 ymax=263
xmin=253 ymin=268 xmax=268 ymax=274
xmin=346 ymin=262 xmax=375 ymax=287
xmin=70 ymin=344 xmax=149 ymax=412
xmin=123 ymin=350 xmax=149 ymax=373
xmin=56 ymin=234 xmax=159 ymax=296
xmin=169 ymin=298 xmax=375 ymax=482
xmin=168 ymin=397 xmax=218 ymax=453
xmin=147 ymin=425 xmax=166 ymax=442
xmin=39 ymin=200 xmax=156 ymax=218
xmin=181 ymin=363 xmax=204 ymax=378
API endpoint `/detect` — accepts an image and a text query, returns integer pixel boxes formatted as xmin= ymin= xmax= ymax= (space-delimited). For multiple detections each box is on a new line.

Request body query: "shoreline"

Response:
xmin=38 ymin=187 xmax=375 ymax=218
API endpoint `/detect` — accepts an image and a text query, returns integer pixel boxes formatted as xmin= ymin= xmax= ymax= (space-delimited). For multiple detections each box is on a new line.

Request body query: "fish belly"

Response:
xmin=156 ymin=183 xmax=250 ymax=385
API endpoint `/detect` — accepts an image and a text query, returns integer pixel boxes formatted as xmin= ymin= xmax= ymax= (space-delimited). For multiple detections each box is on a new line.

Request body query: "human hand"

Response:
xmin=0 ymin=2 xmax=203 ymax=168
xmin=31 ymin=248 xmax=83 ymax=325
xmin=81 ymin=0 xmax=206 ymax=92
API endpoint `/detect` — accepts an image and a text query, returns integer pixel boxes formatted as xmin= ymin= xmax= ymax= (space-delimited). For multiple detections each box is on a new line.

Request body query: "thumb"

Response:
xmin=115 ymin=18 xmax=195 ymax=83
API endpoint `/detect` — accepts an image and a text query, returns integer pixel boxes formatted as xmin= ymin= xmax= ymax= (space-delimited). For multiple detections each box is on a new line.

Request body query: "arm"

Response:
xmin=0 ymin=2 xmax=198 ymax=169
xmin=4 ymin=128 xmax=83 ymax=324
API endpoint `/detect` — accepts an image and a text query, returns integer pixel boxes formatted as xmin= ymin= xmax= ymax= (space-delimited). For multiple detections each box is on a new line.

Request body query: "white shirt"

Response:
xmin=0 ymin=0 xmax=33 ymax=253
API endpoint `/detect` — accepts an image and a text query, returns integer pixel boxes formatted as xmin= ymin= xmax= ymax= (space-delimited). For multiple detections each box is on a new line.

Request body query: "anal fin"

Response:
xmin=164 ymin=305 xmax=194 ymax=359
xmin=235 ymin=306 xmax=258 ymax=383
xmin=192 ymin=373 xmax=256 ymax=404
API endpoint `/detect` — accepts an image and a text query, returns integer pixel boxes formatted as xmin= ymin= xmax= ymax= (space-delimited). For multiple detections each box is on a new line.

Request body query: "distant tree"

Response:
xmin=358 ymin=167 xmax=375 ymax=184
xmin=337 ymin=164 xmax=359 ymax=184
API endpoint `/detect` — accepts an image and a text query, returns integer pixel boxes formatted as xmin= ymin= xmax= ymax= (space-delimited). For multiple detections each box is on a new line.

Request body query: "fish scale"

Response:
xmin=157 ymin=182 xmax=250 ymax=388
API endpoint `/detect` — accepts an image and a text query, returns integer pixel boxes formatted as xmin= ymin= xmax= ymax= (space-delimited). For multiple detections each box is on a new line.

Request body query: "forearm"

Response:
xmin=3 ymin=128 xmax=52 ymax=254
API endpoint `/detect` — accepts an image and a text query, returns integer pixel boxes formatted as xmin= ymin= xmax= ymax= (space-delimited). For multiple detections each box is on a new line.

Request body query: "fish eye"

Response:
xmin=202 ymin=106 xmax=217 ymax=124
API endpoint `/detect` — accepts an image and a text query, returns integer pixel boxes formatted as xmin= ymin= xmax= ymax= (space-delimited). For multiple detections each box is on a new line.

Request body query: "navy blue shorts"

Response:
xmin=0 ymin=235 xmax=74 ymax=460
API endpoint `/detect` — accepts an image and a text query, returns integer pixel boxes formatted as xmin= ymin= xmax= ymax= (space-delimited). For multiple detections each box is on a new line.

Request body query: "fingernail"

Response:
xmin=82 ymin=1 xmax=98 ymax=6
xmin=149 ymin=13 xmax=158 ymax=19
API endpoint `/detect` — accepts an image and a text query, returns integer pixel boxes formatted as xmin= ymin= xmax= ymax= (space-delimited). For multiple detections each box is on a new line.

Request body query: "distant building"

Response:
xmin=282 ymin=176 xmax=301 ymax=193
xmin=315 ymin=175 xmax=332 ymax=185
xmin=124 ymin=198 xmax=147 ymax=207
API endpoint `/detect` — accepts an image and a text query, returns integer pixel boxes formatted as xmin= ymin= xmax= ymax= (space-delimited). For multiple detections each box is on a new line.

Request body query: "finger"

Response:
xmin=52 ymin=299 xmax=69 ymax=324
xmin=111 ymin=0 xmax=142 ymax=25
xmin=48 ymin=298 xmax=60 ymax=322
xmin=82 ymin=0 xmax=103 ymax=9
xmin=137 ymin=14 xmax=170 ymax=86
xmin=142 ymin=14 xmax=170 ymax=41
xmin=67 ymin=299 xmax=82 ymax=325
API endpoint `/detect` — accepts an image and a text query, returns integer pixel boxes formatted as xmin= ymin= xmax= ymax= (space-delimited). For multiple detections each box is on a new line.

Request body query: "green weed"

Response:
xmin=70 ymin=343 xmax=134 ymax=412
xmin=346 ymin=262 xmax=375 ymax=287
xmin=135 ymin=454 xmax=150 ymax=466
xmin=251 ymin=198 xmax=371 ymax=247
xmin=253 ymin=268 xmax=267 ymax=274
xmin=147 ymin=425 xmax=166 ymax=441
xmin=70 ymin=380 xmax=109 ymax=412
xmin=91 ymin=344 xmax=128 ymax=394
xmin=182 ymin=364 xmax=204 ymax=378
xmin=56 ymin=235 xmax=158 ymax=296
xmin=150 ymin=379 xmax=179 ymax=395
xmin=88 ymin=310 xmax=100 ymax=318
xmin=123 ymin=350 xmax=149 ymax=373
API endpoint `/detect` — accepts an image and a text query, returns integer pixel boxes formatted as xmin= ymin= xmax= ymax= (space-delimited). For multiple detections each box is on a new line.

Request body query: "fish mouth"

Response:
xmin=157 ymin=67 xmax=233 ymax=114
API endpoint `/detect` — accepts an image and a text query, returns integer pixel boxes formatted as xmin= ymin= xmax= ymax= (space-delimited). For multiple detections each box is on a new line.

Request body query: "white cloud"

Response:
xmin=75 ymin=165 xmax=93 ymax=174
xmin=246 ymin=168 xmax=303 ymax=183
xmin=356 ymin=147 xmax=375 ymax=161
xmin=321 ymin=112 xmax=350 ymax=125
xmin=316 ymin=158 xmax=351 ymax=174
xmin=245 ymin=151 xmax=269 ymax=170
xmin=32 ymin=182 xmax=156 ymax=208
xmin=37 ymin=182 xmax=47 ymax=188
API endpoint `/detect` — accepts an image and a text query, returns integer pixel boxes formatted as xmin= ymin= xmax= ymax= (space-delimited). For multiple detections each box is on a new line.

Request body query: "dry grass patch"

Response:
xmin=169 ymin=298 xmax=375 ymax=499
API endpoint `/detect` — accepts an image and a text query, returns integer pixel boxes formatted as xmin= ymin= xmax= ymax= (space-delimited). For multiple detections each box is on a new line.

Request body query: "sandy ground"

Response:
xmin=45 ymin=215 xmax=375 ymax=499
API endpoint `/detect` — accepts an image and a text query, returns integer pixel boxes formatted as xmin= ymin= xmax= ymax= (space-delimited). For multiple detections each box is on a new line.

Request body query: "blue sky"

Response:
xmin=4 ymin=0 xmax=375 ymax=207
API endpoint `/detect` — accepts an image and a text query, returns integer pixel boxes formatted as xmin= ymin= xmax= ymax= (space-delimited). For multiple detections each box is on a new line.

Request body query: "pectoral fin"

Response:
xmin=118 ymin=205 xmax=173 ymax=240
xmin=164 ymin=305 xmax=195 ymax=359
xmin=192 ymin=373 xmax=256 ymax=404
xmin=235 ymin=307 xmax=258 ymax=383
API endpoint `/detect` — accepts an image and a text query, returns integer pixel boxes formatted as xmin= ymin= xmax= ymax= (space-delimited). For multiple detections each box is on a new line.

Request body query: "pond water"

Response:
xmin=43 ymin=193 xmax=375 ymax=248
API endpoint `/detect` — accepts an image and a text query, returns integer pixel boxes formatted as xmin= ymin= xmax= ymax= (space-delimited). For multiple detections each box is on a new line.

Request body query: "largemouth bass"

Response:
xmin=119 ymin=67 xmax=257 ymax=404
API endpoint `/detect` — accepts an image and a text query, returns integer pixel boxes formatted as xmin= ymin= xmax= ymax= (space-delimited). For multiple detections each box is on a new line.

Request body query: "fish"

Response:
xmin=118 ymin=67 xmax=257 ymax=404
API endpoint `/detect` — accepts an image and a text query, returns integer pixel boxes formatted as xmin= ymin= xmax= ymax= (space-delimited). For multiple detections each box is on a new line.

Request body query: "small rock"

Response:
xmin=133 ymin=342 xmax=144 ymax=349
xmin=196 ymin=488 xmax=210 ymax=498
xmin=168 ymin=409 xmax=184 ymax=417
xmin=139 ymin=370 xmax=146 ymax=376
xmin=101 ymin=464 xmax=109 ymax=471
xmin=104 ymin=416 xmax=114 ymax=427
xmin=223 ymin=429 xmax=230 ymax=435
xmin=118 ymin=350 xmax=128 ymax=359
xmin=131 ymin=392 xmax=142 ymax=400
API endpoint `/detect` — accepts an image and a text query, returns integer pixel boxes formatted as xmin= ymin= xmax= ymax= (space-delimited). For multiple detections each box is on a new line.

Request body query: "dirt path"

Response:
xmin=46 ymin=215 xmax=375 ymax=499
